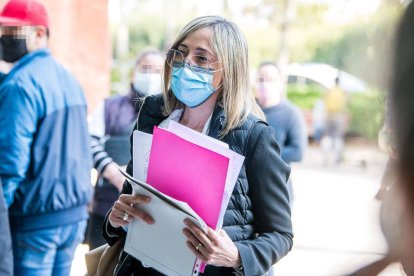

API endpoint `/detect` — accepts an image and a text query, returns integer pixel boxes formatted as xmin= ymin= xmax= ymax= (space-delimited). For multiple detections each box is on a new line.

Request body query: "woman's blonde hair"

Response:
xmin=162 ymin=15 xmax=265 ymax=136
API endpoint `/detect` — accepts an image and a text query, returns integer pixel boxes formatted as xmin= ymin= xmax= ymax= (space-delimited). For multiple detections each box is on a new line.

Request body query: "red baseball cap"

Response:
xmin=0 ymin=0 xmax=49 ymax=28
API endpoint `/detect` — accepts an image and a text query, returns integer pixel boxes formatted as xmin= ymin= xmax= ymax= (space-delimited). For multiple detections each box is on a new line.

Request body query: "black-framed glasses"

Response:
xmin=166 ymin=49 xmax=222 ymax=73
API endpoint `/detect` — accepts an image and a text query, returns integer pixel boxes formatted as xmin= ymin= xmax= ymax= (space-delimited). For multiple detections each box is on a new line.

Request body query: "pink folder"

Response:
xmin=146 ymin=126 xmax=229 ymax=228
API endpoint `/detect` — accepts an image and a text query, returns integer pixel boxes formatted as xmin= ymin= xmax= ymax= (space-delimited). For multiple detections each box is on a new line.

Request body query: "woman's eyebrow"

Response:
xmin=177 ymin=44 xmax=188 ymax=50
xmin=195 ymin=47 xmax=214 ymax=57
xmin=179 ymin=43 xmax=214 ymax=56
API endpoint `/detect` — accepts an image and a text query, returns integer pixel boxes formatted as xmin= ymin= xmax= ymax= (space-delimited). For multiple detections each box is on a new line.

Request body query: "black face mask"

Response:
xmin=0 ymin=35 xmax=28 ymax=63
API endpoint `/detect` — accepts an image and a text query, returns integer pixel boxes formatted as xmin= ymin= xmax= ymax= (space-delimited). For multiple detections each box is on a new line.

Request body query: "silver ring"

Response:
xmin=195 ymin=243 xmax=203 ymax=251
xmin=122 ymin=212 xmax=129 ymax=221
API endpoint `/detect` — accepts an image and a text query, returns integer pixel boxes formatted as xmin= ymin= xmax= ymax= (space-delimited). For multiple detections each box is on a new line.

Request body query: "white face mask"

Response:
xmin=133 ymin=73 xmax=161 ymax=96
xmin=256 ymin=81 xmax=282 ymax=105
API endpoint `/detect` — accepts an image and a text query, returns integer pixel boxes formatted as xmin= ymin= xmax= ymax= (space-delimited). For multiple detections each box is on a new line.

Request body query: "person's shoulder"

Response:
xmin=143 ymin=93 xmax=163 ymax=105
xmin=141 ymin=93 xmax=164 ymax=108
xmin=139 ymin=93 xmax=164 ymax=115
xmin=0 ymin=76 xmax=30 ymax=97
xmin=281 ymin=99 xmax=297 ymax=109
xmin=282 ymin=100 xmax=302 ymax=115
xmin=241 ymin=113 xmax=266 ymax=128
xmin=232 ymin=114 xmax=268 ymax=137
xmin=105 ymin=94 xmax=125 ymax=103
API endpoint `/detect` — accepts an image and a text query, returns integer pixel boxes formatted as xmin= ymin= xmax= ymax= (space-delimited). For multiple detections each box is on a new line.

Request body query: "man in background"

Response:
xmin=256 ymin=61 xmax=307 ymax=203
xmin=0 ymin=0 xmax=92 ymax=274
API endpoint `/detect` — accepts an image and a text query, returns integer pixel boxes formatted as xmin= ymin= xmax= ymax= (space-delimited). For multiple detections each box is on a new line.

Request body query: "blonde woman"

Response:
xmin=104 ymin=16 xmax=293 ymax=275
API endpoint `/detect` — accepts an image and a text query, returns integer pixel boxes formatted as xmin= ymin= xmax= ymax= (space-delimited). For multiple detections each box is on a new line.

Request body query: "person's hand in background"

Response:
xmin=102 ymin=162 xmax=125 ymax=191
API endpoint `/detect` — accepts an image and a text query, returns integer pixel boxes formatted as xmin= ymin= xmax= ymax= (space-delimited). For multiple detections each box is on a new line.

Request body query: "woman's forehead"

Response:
xmin=179 ymin=27 xmax=214 ymax=54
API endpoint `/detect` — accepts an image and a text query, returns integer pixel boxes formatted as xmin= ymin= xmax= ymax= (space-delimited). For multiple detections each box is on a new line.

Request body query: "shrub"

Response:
xmin=347 ymin=89 xmax=385 ymax=140
xmin=287 ymin=83 xmax=323 ymax=110
xmin=287 ymin=84 xmax=385 ymax=140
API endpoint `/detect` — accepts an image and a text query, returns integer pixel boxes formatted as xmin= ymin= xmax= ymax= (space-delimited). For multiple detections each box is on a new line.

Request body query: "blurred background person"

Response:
xmin=0 ymin=0 xmax=92 ymax=275
xmin=375 ymin=123 xmax=397 ymax=201
xmin=0 ymin=49 xmax=12 ymax=276
xmin=256 ymin=61 xmax=307 ymax=203
xmin=311 ymin=98 xmax=326 ymax=144
xmin=384 ymin=0 xmax=414 ymax=272
xmin=320 ymin=74 xmax=348 ymax=166
xmin=351 ymin=2 xmax=414 ymax=275
xmin=85 ymin=49 xmax=163 ymax=250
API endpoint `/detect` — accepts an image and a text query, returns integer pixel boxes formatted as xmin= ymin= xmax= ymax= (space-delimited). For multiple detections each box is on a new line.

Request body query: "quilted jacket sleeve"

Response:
xmin=235 ymin=123 xmax=293 ymax=276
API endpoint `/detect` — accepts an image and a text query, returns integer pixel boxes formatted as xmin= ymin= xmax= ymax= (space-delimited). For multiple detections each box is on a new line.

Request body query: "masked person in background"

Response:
xmin=256 ymin=62 xmax=307 ymax=204
xmin=0 ymin=0 xmax=92 ymax=275
xmin=85 ymin=49 xmax=163 ymax=250
xmin=103 ymin=16 xmax=292 ymax=275
xmin=0 ymin=22 xmax=16 ymax=276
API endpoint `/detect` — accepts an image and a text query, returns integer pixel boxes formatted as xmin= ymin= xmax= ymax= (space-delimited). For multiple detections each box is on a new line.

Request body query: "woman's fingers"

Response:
xmin=186 ymin=241 xmax=207 ymax=262
xmin=109 ymin=193 xmax=154 ymax=227
xmin=108 ymin=207 xmax=130 ymax=227
xmin=113 ymin=200 xmax=151 ymax=222
xmin=183 ymin=219 xmax=214 ymax=253
xmin=183 ymin=228 xmax=202 ymax=249
xmin=119 ymin=193 xmax=151 ymax=205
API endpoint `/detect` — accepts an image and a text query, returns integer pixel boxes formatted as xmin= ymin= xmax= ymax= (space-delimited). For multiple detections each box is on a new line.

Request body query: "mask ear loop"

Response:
xmin=210 ymin=63 xmax=224 ymax=93
xmin=212 ymin=82 xmax=223 ymax=93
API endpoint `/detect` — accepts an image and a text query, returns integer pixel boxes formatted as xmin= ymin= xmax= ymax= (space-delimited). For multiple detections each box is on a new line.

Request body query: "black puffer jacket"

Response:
xmin=103 ymin=94 xmax=293 ymax=276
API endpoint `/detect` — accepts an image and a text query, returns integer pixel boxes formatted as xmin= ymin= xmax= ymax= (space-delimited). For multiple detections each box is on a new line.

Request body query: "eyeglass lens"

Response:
xmin=167 ymin=49 xmax=218 ymax=72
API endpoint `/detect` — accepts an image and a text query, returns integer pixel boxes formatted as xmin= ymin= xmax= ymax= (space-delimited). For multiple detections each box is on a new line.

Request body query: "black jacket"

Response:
xmin=103 ymin=94 xmax=293 ymax=276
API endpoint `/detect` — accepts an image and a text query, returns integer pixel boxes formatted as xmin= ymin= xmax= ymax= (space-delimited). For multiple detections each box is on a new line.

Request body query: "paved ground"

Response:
xmin=273 ymin=140 xmax=402 ymax=276
xmin=71 ymin=139 xmax=404 ymax=276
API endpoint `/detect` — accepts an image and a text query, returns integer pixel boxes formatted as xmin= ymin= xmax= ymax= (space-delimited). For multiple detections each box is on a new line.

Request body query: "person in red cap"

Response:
xmin=0 ymin=0 xmax=92 ymax=275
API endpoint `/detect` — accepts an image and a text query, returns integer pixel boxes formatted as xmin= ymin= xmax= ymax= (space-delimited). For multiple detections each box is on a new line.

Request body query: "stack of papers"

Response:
xmin=122 ymin=121 xmax=244 ymax=276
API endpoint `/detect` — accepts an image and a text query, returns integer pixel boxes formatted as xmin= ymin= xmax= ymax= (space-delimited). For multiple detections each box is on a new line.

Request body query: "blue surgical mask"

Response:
xmin=170 ymin=65 xmax=219 ymax=108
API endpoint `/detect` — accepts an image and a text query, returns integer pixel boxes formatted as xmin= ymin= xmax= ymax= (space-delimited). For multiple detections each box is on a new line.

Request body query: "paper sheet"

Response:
xmin=132 ymin=130 xmax=153 ymax=181
xmin=120 ymin=168 xmax=207 ymax=276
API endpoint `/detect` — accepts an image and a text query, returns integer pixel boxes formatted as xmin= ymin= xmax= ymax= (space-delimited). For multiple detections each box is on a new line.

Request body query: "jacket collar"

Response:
xmin=208 ymin=103 xmax=225 ymax=139
xmin=9 ymin=48 xmax=50 ymax=76
xmin=139 ymin=94 xmax=226 ymax=139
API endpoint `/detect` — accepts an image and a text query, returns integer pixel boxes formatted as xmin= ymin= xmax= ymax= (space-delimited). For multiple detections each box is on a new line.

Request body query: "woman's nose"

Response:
xmin=184 ymin=58 xmax=194 ymax=66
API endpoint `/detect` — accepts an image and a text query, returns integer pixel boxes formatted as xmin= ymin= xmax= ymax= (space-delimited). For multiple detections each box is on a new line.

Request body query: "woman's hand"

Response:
xmin=108 ymin=193 xmax=154 ymax=228
xmin=183 ymin=219 xmax=241 ymax=268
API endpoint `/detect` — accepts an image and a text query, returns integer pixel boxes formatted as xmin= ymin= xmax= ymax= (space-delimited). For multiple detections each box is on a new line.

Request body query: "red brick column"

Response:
xmin=0 ymin=0 xmax=110 ymax=112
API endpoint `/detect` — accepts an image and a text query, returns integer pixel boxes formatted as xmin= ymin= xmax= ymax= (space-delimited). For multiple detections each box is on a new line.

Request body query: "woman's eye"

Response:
xmin=196 ymin=56 xmax=208 ymax=63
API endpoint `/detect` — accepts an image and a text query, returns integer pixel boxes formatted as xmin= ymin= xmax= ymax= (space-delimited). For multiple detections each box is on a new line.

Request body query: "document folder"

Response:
xmin=120 ymin=169 xmax=207 ymax=276
xmin=124 ymin=123 xmax=244 ymax=276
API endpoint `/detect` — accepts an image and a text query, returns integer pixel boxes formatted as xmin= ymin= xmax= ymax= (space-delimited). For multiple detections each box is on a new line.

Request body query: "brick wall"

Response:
xmin=0 ymin=0 xmax=111 ymax=112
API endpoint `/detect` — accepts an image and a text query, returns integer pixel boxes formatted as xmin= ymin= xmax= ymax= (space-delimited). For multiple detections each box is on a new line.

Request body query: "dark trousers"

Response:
xmin=85 ymin=213 xmax=107 ymax=250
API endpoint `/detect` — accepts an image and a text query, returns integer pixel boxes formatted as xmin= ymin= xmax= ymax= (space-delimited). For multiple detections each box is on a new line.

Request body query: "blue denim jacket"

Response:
xmin=0 ymin=48 xmax=92 ymax=231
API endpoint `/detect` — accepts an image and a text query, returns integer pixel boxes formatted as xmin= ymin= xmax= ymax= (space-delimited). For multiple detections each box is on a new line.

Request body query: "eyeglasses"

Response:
xmin=166 ymin=49 xmax=222 ymax=73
